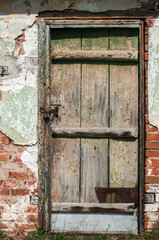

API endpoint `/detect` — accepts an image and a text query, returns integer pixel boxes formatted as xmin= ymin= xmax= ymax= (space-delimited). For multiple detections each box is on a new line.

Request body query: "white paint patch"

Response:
xmin=21 ymin=145 xmax=38 ymax=178
xmin=148 ymin=19 xmax=159 ymax=129
xmin=147 ymin=158 xmax=152 ymax=167
xmin=145 ymin=203 xmax=159 ymax=212
xmin=147 ymin=185 xmax=159 ymax=193
xmin=147 ymin=169 xmax=153 ymax=176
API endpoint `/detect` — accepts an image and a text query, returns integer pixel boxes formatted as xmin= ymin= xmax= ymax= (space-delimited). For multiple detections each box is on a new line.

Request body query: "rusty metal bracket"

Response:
xmin=40 ymin=105 xmax=60 ymax=122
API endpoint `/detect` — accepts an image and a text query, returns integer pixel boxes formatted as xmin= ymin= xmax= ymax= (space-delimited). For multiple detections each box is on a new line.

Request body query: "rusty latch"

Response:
xmin=0 ymin=66 xmax=8 ymax=76
xmin=40 ymin=105 xmax=60 ymax=121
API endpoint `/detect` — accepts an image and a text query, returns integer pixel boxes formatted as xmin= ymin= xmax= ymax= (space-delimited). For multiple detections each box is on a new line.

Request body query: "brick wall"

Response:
xmin=144 ymin=19 xmax=159 ymax=230
xmin=0 ymin=131 xmax=38 ymax=237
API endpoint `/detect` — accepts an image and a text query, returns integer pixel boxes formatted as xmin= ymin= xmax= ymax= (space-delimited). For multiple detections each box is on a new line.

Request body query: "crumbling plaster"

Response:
xmin=148 ymin=19 xmax=159 ymax=129
xmin=0 ymin=16 xmax=37 ymax=145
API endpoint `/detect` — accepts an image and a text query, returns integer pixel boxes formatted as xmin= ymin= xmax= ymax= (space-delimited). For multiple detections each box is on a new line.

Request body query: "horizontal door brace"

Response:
xmin=51 ymin=50 xmax=138 ymax=62
xmin=52 ymin=202 xmax=136 ymax=213
xmin=51 ymin=127 xmax=138 ymax=139
xmin=51 ymin=49 xmax=138 ymax=62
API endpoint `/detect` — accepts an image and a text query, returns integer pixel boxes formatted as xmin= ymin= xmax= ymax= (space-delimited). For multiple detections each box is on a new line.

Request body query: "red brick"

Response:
xmin=0 ymin=146 xmax=5 ymax=152
xmin=0 ymin=188 xmax=10 ymax=195
xmin=146 ymin=141 xmax=159 ymax=149
xmin=145 ymin=70 xmax=148 ymax=79
xmin=11 ymin=188 xmax=29 ymax=196
xmin=3 ymin=179 xmax=17 ymax=187
xmin=13 ymin=156 xmax=21 ymax=162
xmin=145 ymin=18 xmax=154 ymax=27
xmin=145 ymin=115 xmax=148 ymax=124
xmin=145 ymin=167 xmax=159 ymax=175
xmin=27 ymin=181 xmax=37 ymax=187
xmin=0 ymin=136 xmax=9 ymax=144
xmin=146 ymin=133 xmax=159 ymax=141
xmin=18 ymin=146 xmax=24 ymax=153
xmin=146 ymin=150 xmax=159 ymax=157
xmin=145 ymin=27 xmax=148 ymax=35
xmin=0 ymin=205 xmax=6 ymax=211
xmin=28 ymin=214 xmax=38 ymax=223
xmin=26 ymin=206 xmax=38 ymax=214
xmin=145 ymin=184 xmax=159 ymax=192
xmin=0 ymin=154 xmax=11 ymax=161
xmin=146 ymin=124 xmax=158 ymax=132
xmin=145 ymin=43 xmax=148 ymax=52
xmin=145 ymin=52 xmax=148 ymax=60
xmin=145 ymin=35 xmax=148 ymax=43
xmin=145 ymin=96 xmax=148 ymax=106
xmin=145 ymin=87 xmax=148 ymax=96
xmin=10 ymin=172 xmax=34 ymax=179
xmin=145 ymin=176 xmax=159 ymax=184
xmin=15 ymin=223 xmax=37 ymax=230
xmin=145 ymin=158 xmax=159 ymax=167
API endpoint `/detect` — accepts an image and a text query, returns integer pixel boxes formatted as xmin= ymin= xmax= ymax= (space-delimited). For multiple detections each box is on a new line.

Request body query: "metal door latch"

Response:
xmin=40 ymin=104 xmax=61 ymax=122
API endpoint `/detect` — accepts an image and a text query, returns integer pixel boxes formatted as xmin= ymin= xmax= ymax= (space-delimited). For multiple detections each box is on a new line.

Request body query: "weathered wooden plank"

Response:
xmin=51 ymin=138 xmax=80 ymax=202
xmin=80 ymin=31 xmax=109 ymax=203
xmin=50 ymin=62 xmax=81 ymax=127
xmin=109 ymin=28 xmax=138 ymax=188
xmin=51 ymin=29 xmax=81 ymax=204
xmin=52 ymin=202 xmax=136 ymax=213
xmin=51 ymin=127 xmax=138 ymax=138
xmin=51 ymin=49 xmax=138 ymax=61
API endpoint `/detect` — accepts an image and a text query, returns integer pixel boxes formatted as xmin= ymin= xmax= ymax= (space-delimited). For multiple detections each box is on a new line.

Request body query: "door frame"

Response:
xmin=38 ymin=17 xmax=145 ymax=233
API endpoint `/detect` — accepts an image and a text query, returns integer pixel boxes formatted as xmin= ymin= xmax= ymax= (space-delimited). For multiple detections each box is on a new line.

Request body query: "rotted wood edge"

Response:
xmin=51 ymin=50 xmax=138 ymax=62
xmin=51 ymin=127 xmax=138 ymax=139
xmin=52 ymin=202 xmax=136 ymax=213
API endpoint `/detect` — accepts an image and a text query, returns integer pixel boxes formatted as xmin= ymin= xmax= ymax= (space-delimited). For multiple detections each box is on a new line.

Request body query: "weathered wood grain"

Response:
xmin=51 ymin=49 xmax=138 ymax=61
xmin=51 ymin=127 xmax=138 ymax=138
xmin=51 ymin=138 xmax=80 ymax=202
xmin=52 ymin=202 xmax=136 ymax=213
xmin=80 ymin=31 xmax=109 ymax=203
xmin=109 ymin=28 xmax=138 ymax=188
xmin=51 ymin=30 xmax=81 ymax=203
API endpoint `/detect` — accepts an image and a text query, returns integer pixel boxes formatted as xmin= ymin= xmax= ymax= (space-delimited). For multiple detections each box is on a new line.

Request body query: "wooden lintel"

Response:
xmin=52 ymin=202 xmax=136 ymax=213
xmin=51 ymin=50 xmax=138 ymax=62
xmin=51 ymin=127 xmax=138 ymax=138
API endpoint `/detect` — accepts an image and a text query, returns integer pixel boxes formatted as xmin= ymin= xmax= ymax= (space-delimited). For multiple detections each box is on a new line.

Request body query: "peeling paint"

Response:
xmin=0 ymin=86 xmax=37 ymax=144
xmin=21 ymin=145 xmax=38 ymax=178
xmin=148 ymin=19 xmax=159 ymax=129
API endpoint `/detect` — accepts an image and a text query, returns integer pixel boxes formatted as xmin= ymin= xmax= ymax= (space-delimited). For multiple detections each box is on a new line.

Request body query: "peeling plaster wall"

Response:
xmin=148 ymin=19 xmax=159 ymax=129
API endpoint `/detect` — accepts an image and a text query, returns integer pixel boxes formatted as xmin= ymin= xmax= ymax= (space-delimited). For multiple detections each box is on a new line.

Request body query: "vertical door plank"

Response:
xmin=81 ymin=29 xmax=109 ymax=203
xmin=51 ymin=29 xmax=81 ymax=203
xmin=51 ymin=138 xmax=80 ymax=202
xmin=109 ymin=29 xmax=138 ymax=188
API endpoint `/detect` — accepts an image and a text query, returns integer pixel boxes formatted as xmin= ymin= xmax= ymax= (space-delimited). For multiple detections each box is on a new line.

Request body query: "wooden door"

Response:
xmin=50 ymin=27 xmax=139 ymax=232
